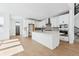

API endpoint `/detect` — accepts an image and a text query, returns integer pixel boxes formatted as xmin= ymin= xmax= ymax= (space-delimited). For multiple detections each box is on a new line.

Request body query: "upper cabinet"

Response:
xmin=50 ymin=17 xmax=59 ymax=27
xmin=36 ymin=19 xmax=47 ymax=28
xmin=58 ymin=14 xmax=69 ymax=25
xmin=34 ymin=14 xmax=69 ymax=28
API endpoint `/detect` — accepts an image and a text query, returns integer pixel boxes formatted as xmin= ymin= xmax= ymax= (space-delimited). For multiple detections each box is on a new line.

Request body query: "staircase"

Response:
xmin=74 ymin=26 xmax=79 ymax=36
xmin=74 ymin=3 xmax=79 ymax=42
xmin=74 ymin=26 xmax=79 ymax=42
xmin=74 ymin=3 xmax=79 ymax=35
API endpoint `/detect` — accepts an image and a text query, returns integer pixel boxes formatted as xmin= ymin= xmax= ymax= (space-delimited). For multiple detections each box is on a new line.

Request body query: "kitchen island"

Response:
xmin=32 ymin=31 xmax=60 ymax=50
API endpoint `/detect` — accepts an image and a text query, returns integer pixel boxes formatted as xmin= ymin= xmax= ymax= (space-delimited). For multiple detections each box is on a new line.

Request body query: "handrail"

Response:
xmin=74 ymin=3 xmax=79 ymax=15
xmin=74 ymin=26 xmax=79 ymax=29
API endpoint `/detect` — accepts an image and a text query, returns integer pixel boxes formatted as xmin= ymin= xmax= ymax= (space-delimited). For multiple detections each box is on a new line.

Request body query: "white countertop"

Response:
xmin=33 ymin=31 xmax=59 ymax=35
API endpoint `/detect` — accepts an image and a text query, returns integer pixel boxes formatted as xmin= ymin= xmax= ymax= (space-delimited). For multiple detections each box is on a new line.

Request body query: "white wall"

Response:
xmin=68 ymin=10 xmax=74 ymax=44
xmin=0 ymin=13 xmax=10 ymax=40
xmin=9 ymin=17 xmax=16 ymax=36
xmin=68 ymin=4 xmax=74 ymax=44
xmin=20 ymin=18 xmax=28 ymax=37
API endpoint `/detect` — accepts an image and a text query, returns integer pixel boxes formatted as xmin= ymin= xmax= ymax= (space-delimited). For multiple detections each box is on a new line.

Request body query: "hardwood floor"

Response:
xmin=11 ymin=36 xmax=79 ymax=56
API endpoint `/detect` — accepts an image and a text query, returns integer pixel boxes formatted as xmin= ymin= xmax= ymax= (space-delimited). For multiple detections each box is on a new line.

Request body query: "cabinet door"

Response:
xmin=58 ymin=14 xmax=69 ymax=25
xmin=51 ymin=17 xmax=59 ymax=27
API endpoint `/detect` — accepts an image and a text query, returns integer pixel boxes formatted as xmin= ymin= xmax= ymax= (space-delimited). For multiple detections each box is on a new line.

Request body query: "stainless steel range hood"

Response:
xmin=45 ymin=18 xmax=52 ymax=31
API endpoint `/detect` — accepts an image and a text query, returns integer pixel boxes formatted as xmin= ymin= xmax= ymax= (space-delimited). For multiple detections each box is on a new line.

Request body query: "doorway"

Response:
xmin=28 ymin=24 xmax=35 ymax=37
xmin=16 ymin=25 xmax=20 ymax=36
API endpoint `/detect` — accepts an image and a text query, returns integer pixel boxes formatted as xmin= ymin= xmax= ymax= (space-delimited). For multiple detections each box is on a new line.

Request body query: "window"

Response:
xmin=0 ymin=17 xmax=4 ymax=27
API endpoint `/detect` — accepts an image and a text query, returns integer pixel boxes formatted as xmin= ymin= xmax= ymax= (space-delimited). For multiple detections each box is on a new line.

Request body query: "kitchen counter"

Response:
xmin=32 ymin=31 xmax=60 ymax=50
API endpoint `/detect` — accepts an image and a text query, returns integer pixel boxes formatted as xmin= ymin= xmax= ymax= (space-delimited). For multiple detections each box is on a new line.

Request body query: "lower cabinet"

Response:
xmin=60 ymin=36 xmax=69 ymax=41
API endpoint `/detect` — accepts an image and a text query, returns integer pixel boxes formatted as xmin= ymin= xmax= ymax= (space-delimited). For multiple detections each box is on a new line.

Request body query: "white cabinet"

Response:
xmin=51 ymin=17 xmax=59 ymax=27
xmin=58 ymin=14 xmax=69 ymax=25
xmin=32 ymin=31 xmax=59 ymax=49
xmin=37 ymin=20 xmax=46 ymax=27
xmin=60 ymin=36 xmax=69 ymax=41
xmin=57 ymin=14 xmax=69 ymax=42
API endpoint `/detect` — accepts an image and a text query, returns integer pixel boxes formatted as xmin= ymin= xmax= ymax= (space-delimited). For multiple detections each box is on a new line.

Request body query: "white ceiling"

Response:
xmin=0 ymin=3 xmax=70 ymax=20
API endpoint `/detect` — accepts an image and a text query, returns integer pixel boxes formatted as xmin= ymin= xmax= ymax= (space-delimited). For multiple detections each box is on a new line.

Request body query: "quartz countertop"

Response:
xmin=33 ymin=30 xmax=59 ymax=35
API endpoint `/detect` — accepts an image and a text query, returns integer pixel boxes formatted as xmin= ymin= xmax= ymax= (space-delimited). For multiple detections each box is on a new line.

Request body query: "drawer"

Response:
xmin=60 ymin=36 xmax=68 ymax=41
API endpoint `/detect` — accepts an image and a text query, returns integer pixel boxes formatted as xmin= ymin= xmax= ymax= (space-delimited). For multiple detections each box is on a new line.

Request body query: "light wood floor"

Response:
xmin=11 ymin=36 xmax=79 ymax=56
